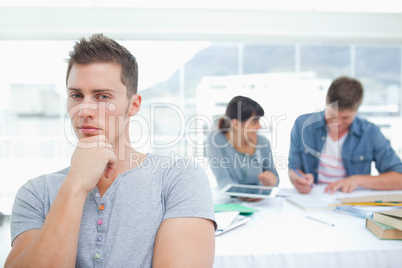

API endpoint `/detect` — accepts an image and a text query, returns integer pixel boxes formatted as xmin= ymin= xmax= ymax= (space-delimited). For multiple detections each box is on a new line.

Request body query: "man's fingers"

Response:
xmin=330 ymin=183 xmax=340 ymax=194
xmin=296 ymin=177 xmax=309 ymax=186
xmin=77 ymin=137 xmax=113 ymax=149
xmin=103 ymin=153 xmax=117 ymax=179
xmin=295 ymin=181 xmax=312 ymax=194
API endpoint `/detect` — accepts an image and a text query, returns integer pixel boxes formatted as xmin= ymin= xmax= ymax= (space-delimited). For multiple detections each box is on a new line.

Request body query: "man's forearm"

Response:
xmin=354 ymin=172 xmax=402 ymax=190
xmin=6 ymin=177 xmax=88 ymax=268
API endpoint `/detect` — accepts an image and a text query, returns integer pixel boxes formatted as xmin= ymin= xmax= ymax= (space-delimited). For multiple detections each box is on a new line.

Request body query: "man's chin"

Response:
xmin=76 ymin=132 xmax=105 ymax=140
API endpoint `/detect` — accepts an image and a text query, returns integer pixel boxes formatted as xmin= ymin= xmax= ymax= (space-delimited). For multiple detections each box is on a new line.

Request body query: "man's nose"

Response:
xmin=79 ymin=100 xmax=98 ymax=119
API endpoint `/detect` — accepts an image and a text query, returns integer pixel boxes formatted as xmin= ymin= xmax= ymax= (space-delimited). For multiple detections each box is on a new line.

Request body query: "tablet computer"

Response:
xmin=220 ymin=184 xmax=279 ymax=199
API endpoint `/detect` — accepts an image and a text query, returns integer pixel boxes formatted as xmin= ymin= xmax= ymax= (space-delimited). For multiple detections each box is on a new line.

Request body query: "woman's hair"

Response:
xmin=218 ymin=96 xmax=264 ymax=133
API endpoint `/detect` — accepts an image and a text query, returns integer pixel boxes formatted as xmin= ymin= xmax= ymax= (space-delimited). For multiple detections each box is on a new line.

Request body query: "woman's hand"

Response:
xmin=258 ymin=171 xmax=278 ymax=186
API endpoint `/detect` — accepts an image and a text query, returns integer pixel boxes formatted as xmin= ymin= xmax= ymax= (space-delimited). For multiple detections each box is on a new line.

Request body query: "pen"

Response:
xmin=291 ymin=168 xmax=313 ymax=188
xmin=305 ymin=216 xmax=335 ymax=227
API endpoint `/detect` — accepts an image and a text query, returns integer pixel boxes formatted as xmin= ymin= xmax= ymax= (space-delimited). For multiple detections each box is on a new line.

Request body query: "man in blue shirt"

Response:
xmin=288 ymin=76 xmax=402 ymax=194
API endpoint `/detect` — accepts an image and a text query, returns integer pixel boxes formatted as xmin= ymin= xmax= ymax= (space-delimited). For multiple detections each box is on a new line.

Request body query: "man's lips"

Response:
xmin=78 ymin=125 xmax=101 ymax=134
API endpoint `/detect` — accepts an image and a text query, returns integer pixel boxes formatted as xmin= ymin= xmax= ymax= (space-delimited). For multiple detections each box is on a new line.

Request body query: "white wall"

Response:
xmin=1 ymin=7 xmax=402 ymax=45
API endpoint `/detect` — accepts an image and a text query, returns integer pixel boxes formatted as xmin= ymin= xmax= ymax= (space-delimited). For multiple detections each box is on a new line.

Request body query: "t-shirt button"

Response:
xmin=98 ymin=219 xmax=103 ymax=225
xmin=99 ymin=204 xmax=105 ymax=211
xmin=360 ymin=155 xmax=364 ymax=160
xmin=94 ymin=253 xmax=100 ymax=260
xmin=95 ymin=193 xmax=100 ymax=197
xmin=97 ymin=235 xmax=103 ymax=242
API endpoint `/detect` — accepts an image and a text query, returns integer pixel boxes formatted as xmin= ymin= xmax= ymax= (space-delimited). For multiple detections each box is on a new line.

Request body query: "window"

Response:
xmin=1 ymin=41 xmax=402 ymax=214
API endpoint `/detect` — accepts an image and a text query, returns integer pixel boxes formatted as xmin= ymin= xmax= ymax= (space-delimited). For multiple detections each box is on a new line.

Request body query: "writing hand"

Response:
xmin=68 ymin=135 xmax=117 ymax=194
xmin=290 ymin=169 xmax=314 ymax=194
xmin=258 ymin=171 xmax=278 ymax=186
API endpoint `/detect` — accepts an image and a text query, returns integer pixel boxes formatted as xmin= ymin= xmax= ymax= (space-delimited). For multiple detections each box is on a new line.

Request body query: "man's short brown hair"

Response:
xmin=66 ymin=33 xmax=138 ymax=98
xmin=326 ymin=76 xmax=363 ymax=110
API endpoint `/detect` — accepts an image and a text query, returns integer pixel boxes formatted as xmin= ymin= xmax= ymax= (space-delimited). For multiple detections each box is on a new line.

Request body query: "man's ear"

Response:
xmin=128 ymin=94 xmax=141 ymax=117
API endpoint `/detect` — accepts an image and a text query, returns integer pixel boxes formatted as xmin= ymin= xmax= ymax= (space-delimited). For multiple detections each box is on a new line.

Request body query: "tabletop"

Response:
xmin=213 ymin=185 xmax=402 ymax=268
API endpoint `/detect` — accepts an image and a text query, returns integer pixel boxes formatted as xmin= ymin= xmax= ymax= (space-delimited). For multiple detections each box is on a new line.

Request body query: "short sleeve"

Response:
xmin=162 ymin=158 xmax=216 ymax=229
xmin=10 ymin=179 xmax=46 ymax=244
xmin=205 ymin=131 xmax=236 ymax=189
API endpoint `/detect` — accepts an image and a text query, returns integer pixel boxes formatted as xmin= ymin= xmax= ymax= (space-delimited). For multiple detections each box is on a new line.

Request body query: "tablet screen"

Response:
xmin=220 ymin=184 xmax=279 ymax=198
xmin=226 ymin=186 xmax=273 ymax=196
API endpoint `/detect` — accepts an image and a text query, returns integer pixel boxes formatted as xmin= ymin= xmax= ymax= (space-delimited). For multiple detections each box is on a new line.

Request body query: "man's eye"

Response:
xmin=71 ymin=94 xmax=82 ymax=98
xmin=99 ymin=95 xmax=110 ymax=100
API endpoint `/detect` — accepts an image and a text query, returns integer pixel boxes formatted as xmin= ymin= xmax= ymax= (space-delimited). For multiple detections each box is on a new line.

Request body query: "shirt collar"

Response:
xmin=316 ymin=110 xmax=327 ymax=129
xmin=348 ymin=116 xmax=362 ymax=137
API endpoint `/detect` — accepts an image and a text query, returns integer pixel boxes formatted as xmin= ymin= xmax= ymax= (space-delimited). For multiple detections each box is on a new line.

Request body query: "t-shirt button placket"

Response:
xmin=94 ymin=253 xmax=100 ymax=261
xmin=97 ymin=204 xmax=105 ymax=231
xmin=97 ymin=235 xmax=103 ymax=242
xmin=95 ymin=202 xmax=105 ymax=265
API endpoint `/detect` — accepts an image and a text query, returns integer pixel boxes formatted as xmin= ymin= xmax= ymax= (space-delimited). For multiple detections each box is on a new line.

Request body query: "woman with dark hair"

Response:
xmin=206 ymin=96 xmax=279 ymax=201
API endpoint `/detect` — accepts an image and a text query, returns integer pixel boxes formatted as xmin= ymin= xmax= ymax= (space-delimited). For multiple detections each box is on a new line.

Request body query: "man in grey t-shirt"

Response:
xmin=5 ymin=34 xmax=216 ymax=268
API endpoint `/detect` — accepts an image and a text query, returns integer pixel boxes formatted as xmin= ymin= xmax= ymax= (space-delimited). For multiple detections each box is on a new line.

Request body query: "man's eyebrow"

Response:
xmin=67 ymin=88 xmax=81 ymax=92
xmin=92 ymin=89 xmax=116 ymax=93
xmin=67 ymin=88 xmax=115 ymax=93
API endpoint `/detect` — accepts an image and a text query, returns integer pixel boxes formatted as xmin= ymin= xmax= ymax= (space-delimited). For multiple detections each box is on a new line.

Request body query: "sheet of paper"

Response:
xmin=287 ymin=195 xmax=332 ymax=211
xmin=214 ymin=211 xmax=239 ymax=230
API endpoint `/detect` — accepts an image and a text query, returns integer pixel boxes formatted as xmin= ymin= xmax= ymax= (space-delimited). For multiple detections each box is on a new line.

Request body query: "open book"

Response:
xmin=214 ymin=211 xmax=251 ymax=236
xmin=213 ymin=204 xmax=257 ymax=236
xmin=287 ymin=195 xmax=332 ymax=211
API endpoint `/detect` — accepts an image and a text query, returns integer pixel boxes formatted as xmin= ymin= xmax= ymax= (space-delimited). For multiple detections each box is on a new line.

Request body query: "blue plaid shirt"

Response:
xmin=288 ymin=111 xmax=402 ymax=183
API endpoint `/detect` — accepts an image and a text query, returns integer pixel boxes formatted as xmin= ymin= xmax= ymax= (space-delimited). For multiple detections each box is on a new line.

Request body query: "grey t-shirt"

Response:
xmin=11 ymin=153 xmax=216 ymax=267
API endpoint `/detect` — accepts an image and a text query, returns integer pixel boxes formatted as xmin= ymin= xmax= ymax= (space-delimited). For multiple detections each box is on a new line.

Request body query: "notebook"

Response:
xmin=287 ymin=195 xmax=333 ymax=211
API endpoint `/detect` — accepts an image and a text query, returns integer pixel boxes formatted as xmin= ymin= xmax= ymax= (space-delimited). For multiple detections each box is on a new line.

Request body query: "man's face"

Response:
xmin=66 ymin=62 xmax=134 ymax=145
xmin=325 ymin=105 xmax=357 ymax=134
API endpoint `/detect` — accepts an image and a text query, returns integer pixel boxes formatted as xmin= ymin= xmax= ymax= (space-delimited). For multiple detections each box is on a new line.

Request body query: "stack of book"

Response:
xmin=337 ymin=194 xmax=402 ymax=239
xmin=368 ymin=209 xmax=402 ymax=240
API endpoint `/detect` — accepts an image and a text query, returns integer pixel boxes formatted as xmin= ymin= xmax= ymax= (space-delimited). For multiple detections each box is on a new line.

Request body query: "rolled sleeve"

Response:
xmin=373 ymin=127 xmax=402 ymax=173
xmin=288 ymin=119 xmax=303 ymax=171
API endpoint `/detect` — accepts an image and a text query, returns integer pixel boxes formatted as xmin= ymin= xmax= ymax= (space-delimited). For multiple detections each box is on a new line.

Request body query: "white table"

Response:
xmin=213 ymin=185 xmax=402 ymax=268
